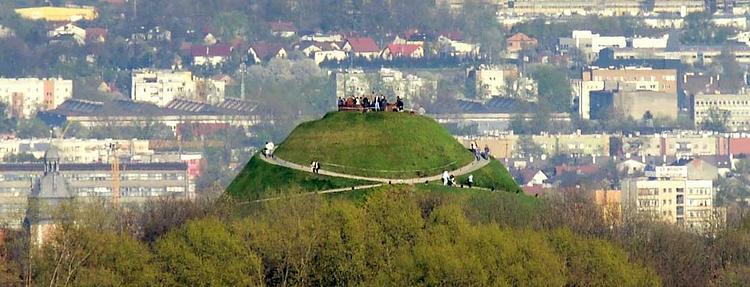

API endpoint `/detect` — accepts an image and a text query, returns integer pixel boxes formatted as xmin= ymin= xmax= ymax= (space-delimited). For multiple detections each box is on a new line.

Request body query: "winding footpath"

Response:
xmin=241 ymin=155 xmax=491 ymax=204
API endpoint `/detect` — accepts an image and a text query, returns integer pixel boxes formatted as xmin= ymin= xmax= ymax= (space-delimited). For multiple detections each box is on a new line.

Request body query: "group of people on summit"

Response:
xmin=337 ymin=94 xmax=404 ymax=112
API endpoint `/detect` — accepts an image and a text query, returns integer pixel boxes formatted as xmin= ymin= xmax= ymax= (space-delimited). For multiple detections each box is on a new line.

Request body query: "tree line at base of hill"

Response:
xmin=1 ymin=186 xmax=750 ymax=286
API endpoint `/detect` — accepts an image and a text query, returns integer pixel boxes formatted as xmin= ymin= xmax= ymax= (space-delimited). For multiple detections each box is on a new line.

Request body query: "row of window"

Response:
xmin=695 ymin=100 xmax=750 ymax=106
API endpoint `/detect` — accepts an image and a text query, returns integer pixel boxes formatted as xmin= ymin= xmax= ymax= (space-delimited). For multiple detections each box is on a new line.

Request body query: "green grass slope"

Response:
xmin=274 ymin=112 xmax=474 ymax=179
xmin=227 ymin=155 xmax=373 ymax=201
xmin=456 ymin=159 xmax=522 ymax=193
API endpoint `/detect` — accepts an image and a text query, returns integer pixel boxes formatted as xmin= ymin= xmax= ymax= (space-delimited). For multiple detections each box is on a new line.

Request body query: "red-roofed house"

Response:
xmin=506 ymin=32 xmax=538 ymax=53
xmin=381 ymin=44 xmax=424 ymax=60
xmin=248 ymin=42 xmax=287 ymax=63
xmin=343 ymin=37 xmax=380 ymax=59
xmin=555 ymin=164 xmax=600 ymax=176
xmin=85 ymin=28 xmax=107 ymax=44
xmin=191 ymin=44 xmax=232 ymax=66
xmin=270 ymin=21 xmax=297 ymax=38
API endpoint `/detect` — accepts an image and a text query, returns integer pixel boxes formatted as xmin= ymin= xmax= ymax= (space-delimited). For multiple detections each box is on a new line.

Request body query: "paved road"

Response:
xmin=259 ymin=154 xmax=490 ymax=184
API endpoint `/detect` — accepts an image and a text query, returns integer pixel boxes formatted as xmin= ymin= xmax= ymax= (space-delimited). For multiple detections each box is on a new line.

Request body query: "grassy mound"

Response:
xmin=274 ymin=112 xmax=474 ymax=179
xmin=227 ymin=155 xmax=373 ymax=201
xmin=456 ymin=159 xmax=522 ymax=193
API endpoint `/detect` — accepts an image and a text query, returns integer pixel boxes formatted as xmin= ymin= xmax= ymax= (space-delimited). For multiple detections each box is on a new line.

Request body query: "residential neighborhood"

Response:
xmin=1 ymin=1 xmax=750 ymax=285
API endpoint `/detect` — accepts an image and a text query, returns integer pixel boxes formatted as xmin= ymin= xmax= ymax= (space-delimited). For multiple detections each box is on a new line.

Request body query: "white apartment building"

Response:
xmin=622 ymin=165 xmax=718 ymax=231
xmin=0 ymin=138 xmax=153 ymax=163
xmin=468 ymin=66 xmax=538 ymax=101
xmin=693 ymin=94 xmax=750 ymax=132
xmin=131 ymin=69 xmax=226 ymax=106
xmin=559 ymin=31 xmax=627 ymax=62
xmin=131 ymin=69 xmax=196 ymax=107
xmin=0 ymin=78 xmax=72 ymax=118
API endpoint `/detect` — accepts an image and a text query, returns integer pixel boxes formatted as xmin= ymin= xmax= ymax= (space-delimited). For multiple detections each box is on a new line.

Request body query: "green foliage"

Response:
xmin=230 ymin=188 xmax=655 ymax=285
xmin=154 ymin=218 xmax=264 ymax=286
xmin=34 ymin=227 xmax=159 ymax=287
xmin=274 ymin=112 xmax=474 ymax=179
xmin=530 ymin=64 xmax=572 ymax=113
xmin=16 ymin=118 xmax=49 ymax=138
xmin=682 ymin=12 xmax=734 ymax=45
xmin=226 ymin=154 xmax=372 ymax=200
xmin=700 ymin=107 xmax=729 ymax=132
xmin=548 ymin=229 xmax=660 ymax=286
xmin=516 ymin=135 xmax=544 ymax=158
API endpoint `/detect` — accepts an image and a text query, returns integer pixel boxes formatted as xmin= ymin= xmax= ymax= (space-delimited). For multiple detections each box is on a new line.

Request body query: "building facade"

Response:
xmin=506 ymin=0 xmax=641 ymax=16
xmin=621 ymin=165 xmax=717 ymax=231
xmin=0 ymin=147 xmax=194 ymax=229
xmin=576 ymin=67 xmax=678 ymax=119
xmin=0 ymin=139 xmax=152 ymax=163
xmin=0 ymin=78 xmax=72 ymax=118
xmin=693 ymin=93 xmax=750 ymax=131
xmin=131 ymin=69 xmax=196 ymax=107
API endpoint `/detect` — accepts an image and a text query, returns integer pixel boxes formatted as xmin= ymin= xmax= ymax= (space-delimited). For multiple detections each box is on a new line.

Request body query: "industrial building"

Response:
xmin=0 ymin=146 xmax=194 ymax=230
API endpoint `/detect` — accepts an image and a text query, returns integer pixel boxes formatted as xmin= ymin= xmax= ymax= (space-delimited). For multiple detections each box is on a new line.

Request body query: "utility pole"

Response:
xmin=240 ymin=61 xmax=246 ymax=99
xmin=133 ymin=0 xmax=138 ymax=19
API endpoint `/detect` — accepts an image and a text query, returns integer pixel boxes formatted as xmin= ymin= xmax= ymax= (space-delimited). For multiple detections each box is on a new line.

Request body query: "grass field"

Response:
xmin=456 ymin=159 xmax=522 ymax=193
xmin=226 ymin=154 xmax=373 ymax=200
xmin=274 ymin=112 xmax=474 ymax=179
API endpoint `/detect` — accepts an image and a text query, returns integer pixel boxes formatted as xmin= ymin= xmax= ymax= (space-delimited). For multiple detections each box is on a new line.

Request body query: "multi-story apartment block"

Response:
xmin=693 ymin=93 xmax=750 ymax=131
xmin=131 ymin=69 xmax=226 ymax=106
xmin=0 ymin=146 xmax=194 ymax=230
xmin=460 ymin=133 xmax=610 ymax=159
xmin=0 ymin=139 xmax=152 ymax=163
xmin=131 ymin=69 xmax=196 ymax=107
xmin=576 ymin=67 xmax=678 ymax=119
xmin=0 ymin=78 xmax=72 ymax=118
xmin=621 ymin=165 xmax=717 ymax=231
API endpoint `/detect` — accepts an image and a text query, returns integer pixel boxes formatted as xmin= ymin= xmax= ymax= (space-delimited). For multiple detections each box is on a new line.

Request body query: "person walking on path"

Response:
xmin=311 ymin=161 xmax=317 ymax=173
xmin=467 ymin=174 xmax=474 ymax=188
xmin=265 ymin=142 xmax=275 ymax=158
xmin=442 ymin=170 xmax=450 ymax=186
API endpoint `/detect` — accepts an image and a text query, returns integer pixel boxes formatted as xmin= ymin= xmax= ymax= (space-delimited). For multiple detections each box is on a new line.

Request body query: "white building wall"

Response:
xmin=0 ymin=78 xmax=72 ymax=118
xmin=131 ymin=70 xmax=197 ymax=107
xmin=631 ymin=35 xmax=669 ymax=49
